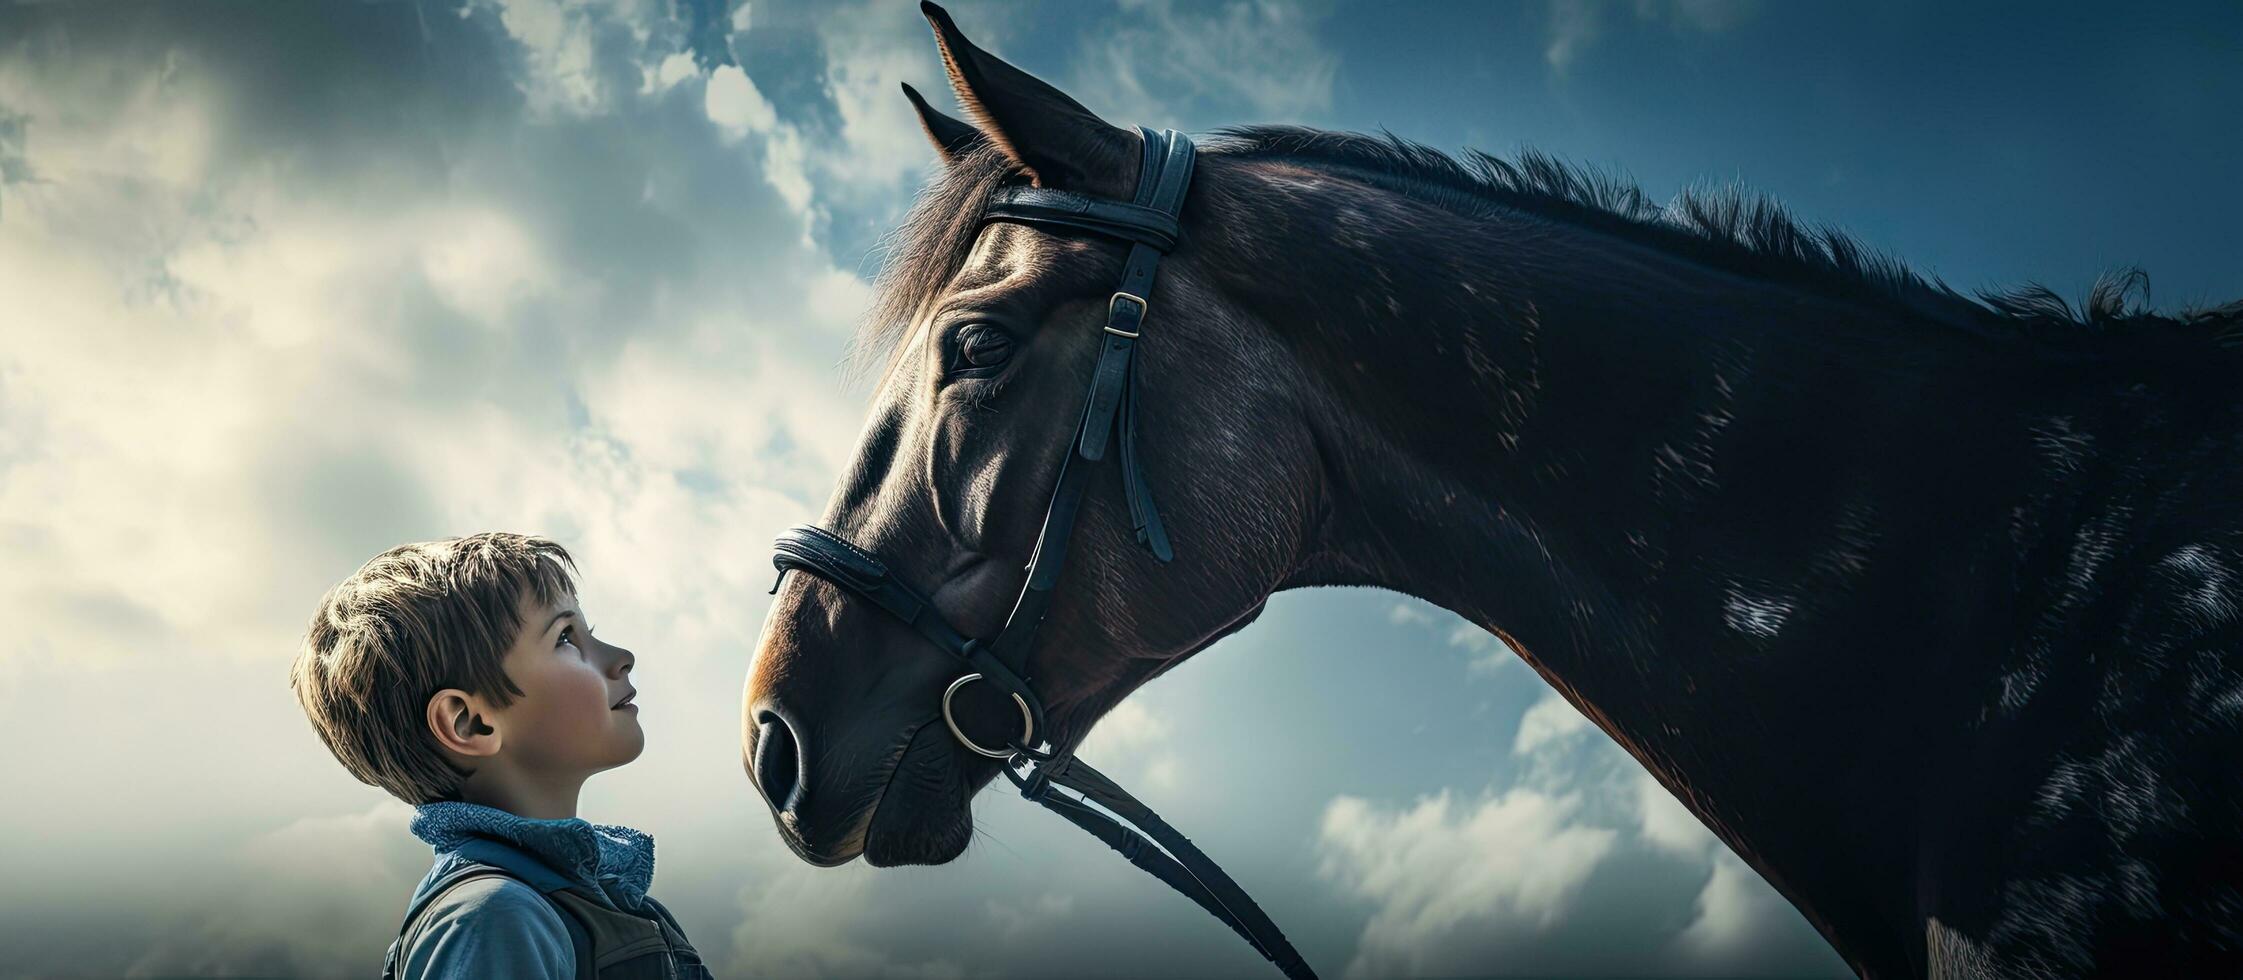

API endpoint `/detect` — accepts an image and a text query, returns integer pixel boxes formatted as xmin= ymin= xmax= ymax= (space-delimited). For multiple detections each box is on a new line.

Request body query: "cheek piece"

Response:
xmin=768 ymin=128 xmax=1317 ymax=979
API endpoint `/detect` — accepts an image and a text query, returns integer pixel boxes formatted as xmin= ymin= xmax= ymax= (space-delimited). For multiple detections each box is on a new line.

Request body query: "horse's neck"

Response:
xmin=1256 ymin=184 xmax=2030 ymax=974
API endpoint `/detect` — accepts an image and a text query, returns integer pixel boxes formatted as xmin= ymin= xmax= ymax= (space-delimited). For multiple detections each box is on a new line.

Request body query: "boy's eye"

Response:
xmin=556 ymin=623 xmax=596 ymax=649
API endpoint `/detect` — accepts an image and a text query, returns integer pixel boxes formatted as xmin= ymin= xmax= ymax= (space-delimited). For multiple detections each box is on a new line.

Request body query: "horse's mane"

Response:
xmin=849 ymin=126 xmax=2243 ymax=384
xmin=1209 ymin=124 xmax=2243 ymax=354
xmin=847 ymin=143 xmax=1019 ymax=389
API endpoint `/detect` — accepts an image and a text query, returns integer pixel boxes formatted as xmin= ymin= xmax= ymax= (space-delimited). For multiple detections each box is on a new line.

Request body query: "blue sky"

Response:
xmin=1 ymin=1 xmax=2237 ymax=977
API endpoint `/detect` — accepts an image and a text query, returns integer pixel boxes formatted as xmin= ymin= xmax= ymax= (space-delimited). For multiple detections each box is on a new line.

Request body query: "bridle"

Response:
xmin=765 ymin=127 xmax=1317 ymax=980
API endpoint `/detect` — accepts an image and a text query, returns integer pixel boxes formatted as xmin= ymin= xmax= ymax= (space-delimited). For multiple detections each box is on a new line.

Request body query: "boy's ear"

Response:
xmin=427 ymin=689 xmax=501 ymax=759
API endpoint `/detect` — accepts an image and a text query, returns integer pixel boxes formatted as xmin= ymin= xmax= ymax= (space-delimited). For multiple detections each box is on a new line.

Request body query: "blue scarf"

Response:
xmin=411 ymin=801 xmax=656 ymax=910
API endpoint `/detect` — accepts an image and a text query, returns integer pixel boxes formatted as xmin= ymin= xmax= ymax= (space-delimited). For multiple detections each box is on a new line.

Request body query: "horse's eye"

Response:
xmin=954 ymin=323 xmax=1014 ymax=371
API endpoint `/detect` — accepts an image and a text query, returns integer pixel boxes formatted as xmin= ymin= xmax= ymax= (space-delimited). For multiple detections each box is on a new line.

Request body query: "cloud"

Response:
xmin=1069 ymin=0 xmax=1341 ymax=129
xmin=728 ymin=866 xmax=969 ymax=979
xmin=1309 ymin=687 xmax=1846 ymax=977
xmin=0 ymin=0 xmax=907 ymax=968
xmin=812 ymin=7 xmax=950 ymax=194
xmin=705 ymin=63 xmax=780 ymax=138
xmin=1545 ymin=0 xmax=1759 ymax=76
xmin=1638 ymin=0 xmax=1759 ymax=34
xmin=1629 ymin=770 xmax=1833 ymax=970
xmin=1073 ymin=695 xmax=1183 ymax=794
xmin=1675 ymin=850 xmax=1808 ymax=963
xmin=0 ymin=0 xmax=864 ymax=673
xmin=118 ymin=801 xmax=428 ymax=978
xmin=1635 ymin=768 xmax=1718 ymax=859
xmin=1544 ymin=0 xmax=1603 ymax=74
xmin=982 ymin=891 xmax=1075 ymax=943
xmin=489 ymin=0 xmax=665 ymax=118
xmin=1448 ymin=622 xmax=1523 ymax=676
xmin=1386 ymin=599 xmax=1437 ymax=626
xmin=1316 ymin=787 xmax=1620 ymax=978
xmin=1512 ymin=691 xmax=1593 ymax=755
xmin=1386 ymin=597 xmax=1529 ymax=676
xmin=686 ymin=0 xmax=962 ymax=243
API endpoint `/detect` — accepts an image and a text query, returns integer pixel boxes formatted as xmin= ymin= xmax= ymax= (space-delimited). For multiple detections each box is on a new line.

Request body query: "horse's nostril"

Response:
xmin=754 ymin=711 xmax=802 ymax=812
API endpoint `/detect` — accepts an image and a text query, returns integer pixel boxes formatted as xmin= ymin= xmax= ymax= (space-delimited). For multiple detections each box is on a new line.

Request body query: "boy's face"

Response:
xmin=489 ymin=591 xmax=644 ymax=776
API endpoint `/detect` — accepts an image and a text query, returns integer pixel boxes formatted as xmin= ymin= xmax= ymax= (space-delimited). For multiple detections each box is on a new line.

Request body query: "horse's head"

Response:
xmin=741 ymin=2 xmax=1323 ymax=868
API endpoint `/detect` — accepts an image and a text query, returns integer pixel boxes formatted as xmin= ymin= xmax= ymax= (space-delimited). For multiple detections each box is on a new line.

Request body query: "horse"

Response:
xmin=743 ymin=4 xmax=2243 ymax=976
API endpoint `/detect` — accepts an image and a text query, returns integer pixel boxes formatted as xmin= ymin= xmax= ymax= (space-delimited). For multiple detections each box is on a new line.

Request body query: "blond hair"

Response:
xmin=290 ymin=532 xmax=580 ymax=804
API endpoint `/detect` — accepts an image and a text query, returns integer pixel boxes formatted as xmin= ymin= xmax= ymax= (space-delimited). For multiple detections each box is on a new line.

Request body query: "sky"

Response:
xmin=2 ymin=0 xmax=2239 ymax=977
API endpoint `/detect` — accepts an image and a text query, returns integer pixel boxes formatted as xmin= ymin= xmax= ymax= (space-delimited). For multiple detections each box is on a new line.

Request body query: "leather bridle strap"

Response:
xmin=980 ymin=187 xmax=1179 ymax=252
xmin=767 ymin=127 xmax=1318 ymax=980
xmin=769 ymin=523 xmax=1047 ymax=741
xmin=976 ymin=125 xmax=1188 ymax=686
xmin=1008 ymin=752 xmax=1317 ymax=979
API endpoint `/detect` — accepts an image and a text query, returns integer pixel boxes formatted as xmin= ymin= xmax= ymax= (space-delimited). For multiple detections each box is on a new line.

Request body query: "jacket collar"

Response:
xmin=411 ymin=801 xmax=655 ymax=909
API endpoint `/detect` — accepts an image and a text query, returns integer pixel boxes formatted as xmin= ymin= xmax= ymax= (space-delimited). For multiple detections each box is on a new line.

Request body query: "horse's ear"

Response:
xmin=918 ymin=1 xmax=1136 ymax=196
xmin=901 ymin=81 xmax=984 ymax=165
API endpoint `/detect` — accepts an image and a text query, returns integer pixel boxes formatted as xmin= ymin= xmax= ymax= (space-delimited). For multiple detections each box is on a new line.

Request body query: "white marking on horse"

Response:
xmin=2161 ymin=543 xmax=2237 ymax=629
xmin=2029 ymin=414 xmax=2093 ymax=474
xmin=1722 ymin=584 xmax=1794 ymax=639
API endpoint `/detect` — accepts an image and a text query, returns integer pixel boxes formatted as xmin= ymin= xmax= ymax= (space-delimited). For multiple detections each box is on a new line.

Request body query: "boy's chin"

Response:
xmin=606 ymin=720 xmax=647 ymax=766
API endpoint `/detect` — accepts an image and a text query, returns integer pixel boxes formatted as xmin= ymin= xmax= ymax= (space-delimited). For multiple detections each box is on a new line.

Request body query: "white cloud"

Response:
xmin=1379 ymin=600 xmax=1522 ymax=676
xmin=1449 ymin=622 xmax=1520 ymax=676
xmin=1635 ymin=769 xmax=1717 ymax=859
xmin=814 ymin=16 xmax=945 ymax=193
xmin=1676 ymin=850 xmax=1805 ymax=964
xmin=761 ymin=119 xmax=818 ymax=229
xmin=1306 ymin=696 xmax=1833 ymax=976
xmin=705 ymin=63 xmax=778 ymax=140
xmin=490 ymin=0 xmax=659 ymax=117
xmin=0 ymin=0 xmax=870 ymax=677
xmin=1077 ymin=696 xmax=1168 ymax=753
xmin=417 ymin=207 xmax=559 ymax=327
xmin=982 ymin=891 xmax=1075 ymax=943
xmin=1546 ymin=0 xmax=1758 ymax=76
xmin=646 ymin=50 xmax=698 ymax=93
xmin=1074 ymin=696 xmax=1183 ymax=794
xmin=1637 ymin=0 xmax=1759 ymax=34
xmin=0 ymin=49 xmax=221 ymax=194
xmin=121 ymin=801 xmax=428 ymax=977
xmin=1629 ymin=770 xmax=1811 ymax=967
xmin=1316 ymin=788 xmax=1619 ymax=978
xmin=1387 ymin=600 xmax=1437 ymax=625
xmin=0 ymin=2 xmax=930 ymax=968
xmin=1512 ymin=692 xmax=1592 ymax=755
xmin=728 ymin=866 xmax=969 ymax=979
xmin=1075 ymin=0 xmax=1340 ymax=129
xmin=1544 ymin=0 xmax=1602 ymax=74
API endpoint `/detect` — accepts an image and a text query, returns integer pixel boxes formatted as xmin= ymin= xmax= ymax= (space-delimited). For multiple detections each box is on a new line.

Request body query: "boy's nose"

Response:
xmin=749 ymin=706 xmax=803 ymax=813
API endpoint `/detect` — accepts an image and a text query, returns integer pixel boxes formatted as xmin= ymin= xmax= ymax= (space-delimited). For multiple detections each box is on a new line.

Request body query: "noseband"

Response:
xmin=766 ymin=127 xmax=1317 ymax=980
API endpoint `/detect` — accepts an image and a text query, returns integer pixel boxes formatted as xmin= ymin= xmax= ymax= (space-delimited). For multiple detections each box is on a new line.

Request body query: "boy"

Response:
xmin=290 ymin=532 xmax=712 ymax=979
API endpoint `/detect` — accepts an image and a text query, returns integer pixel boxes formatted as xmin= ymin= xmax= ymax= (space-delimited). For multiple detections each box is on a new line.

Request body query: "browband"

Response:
xmin=981 ymin=122 xmax=1196 ymax=251
xmin=983 ymin=186 xmax=1180 ymax=251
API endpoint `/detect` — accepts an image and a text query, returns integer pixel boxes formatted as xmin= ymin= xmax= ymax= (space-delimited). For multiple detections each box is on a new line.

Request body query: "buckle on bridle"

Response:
xmin=942 ymin=672 xmax=1036 ymax=759
xmin=1104 ymin=291 xmax=1148 ymax=338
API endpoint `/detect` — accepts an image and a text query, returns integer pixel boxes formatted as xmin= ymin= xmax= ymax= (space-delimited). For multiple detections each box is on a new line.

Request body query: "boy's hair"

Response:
xmin=291 ymin=532 xmax=580 ymax=804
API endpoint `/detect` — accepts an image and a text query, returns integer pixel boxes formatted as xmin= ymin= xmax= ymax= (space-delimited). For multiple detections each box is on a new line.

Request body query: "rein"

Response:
xmin=767 ymin=127 xmax=1318 ymax=980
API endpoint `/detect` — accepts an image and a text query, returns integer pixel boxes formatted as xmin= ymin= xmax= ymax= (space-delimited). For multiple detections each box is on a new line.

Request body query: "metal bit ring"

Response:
xmin=942 ymin=672 xmax=1035 ymax=759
